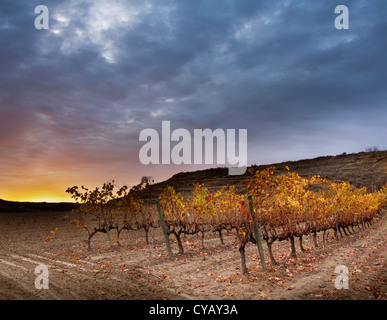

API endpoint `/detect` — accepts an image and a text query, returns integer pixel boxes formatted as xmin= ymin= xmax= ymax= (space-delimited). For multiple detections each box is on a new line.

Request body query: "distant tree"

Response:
xmin=140 ymin=176 xmax=154 ymax=187
xmin=365 ymin=146 xmax=380 ymax=152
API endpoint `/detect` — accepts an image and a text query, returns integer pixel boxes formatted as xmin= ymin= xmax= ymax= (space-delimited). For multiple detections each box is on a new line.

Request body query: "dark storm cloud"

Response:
xmin=0 ymin=0 xmax=386 ymax=200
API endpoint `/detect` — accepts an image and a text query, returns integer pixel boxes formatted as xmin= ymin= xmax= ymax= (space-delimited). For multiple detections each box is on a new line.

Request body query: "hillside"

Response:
xmin=1 ymin=151 xmax=386 ymax=211
xmin=144 ymin=150 xmax=387 ymax=197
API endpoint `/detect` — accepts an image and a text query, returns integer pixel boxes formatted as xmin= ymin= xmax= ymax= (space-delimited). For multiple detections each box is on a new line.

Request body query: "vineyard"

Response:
xmin=65 ymin=167 xmax=387 ymax=276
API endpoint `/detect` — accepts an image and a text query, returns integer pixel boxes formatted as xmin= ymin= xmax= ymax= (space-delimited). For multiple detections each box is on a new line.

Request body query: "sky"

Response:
xmin=0 ymin=0 xmax=386 ymax=202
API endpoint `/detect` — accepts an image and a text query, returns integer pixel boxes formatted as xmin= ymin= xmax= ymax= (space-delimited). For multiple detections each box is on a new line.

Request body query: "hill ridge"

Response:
xmin=147 ymin=150 xmax=387 ymax=195
xmin=1 ymin=151 xmax=386 ymax=211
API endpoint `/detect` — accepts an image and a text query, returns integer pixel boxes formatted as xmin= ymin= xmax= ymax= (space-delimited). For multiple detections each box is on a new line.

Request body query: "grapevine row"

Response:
xmin=66 ymin=167 xmax=387 ymax=274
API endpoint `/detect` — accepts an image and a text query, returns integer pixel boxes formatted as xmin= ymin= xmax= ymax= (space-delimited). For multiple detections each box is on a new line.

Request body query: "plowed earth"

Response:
xmin=0 ymin=210 xmax=385 ymax=300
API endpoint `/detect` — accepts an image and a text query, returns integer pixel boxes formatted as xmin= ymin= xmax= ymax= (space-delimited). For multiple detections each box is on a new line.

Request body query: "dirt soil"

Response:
xmin=0 ymin=210 xmax=385 ymax=300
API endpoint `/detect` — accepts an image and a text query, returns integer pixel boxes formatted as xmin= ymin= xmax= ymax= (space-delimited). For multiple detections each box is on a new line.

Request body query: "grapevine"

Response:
xmin=64 ymin=169 xmax=387 ymax=276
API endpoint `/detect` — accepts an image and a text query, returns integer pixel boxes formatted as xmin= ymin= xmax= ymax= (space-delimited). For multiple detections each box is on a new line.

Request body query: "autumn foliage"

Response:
xmin=65 ymin=168 xmax=387 ymax=275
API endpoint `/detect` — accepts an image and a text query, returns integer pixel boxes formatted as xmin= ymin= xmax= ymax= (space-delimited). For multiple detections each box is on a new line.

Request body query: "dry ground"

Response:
xmin=0 ymin=209 xmax=385 ymax=300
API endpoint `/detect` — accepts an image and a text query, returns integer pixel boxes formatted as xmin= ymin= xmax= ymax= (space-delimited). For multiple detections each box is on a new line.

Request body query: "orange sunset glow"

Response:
xmin=1 ymin=1 xmax=387 ymax=203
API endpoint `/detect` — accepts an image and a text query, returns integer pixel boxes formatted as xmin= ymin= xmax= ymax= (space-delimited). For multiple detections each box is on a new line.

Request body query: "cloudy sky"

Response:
xmin=1 ymin=0 xmax=386 ymax=202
